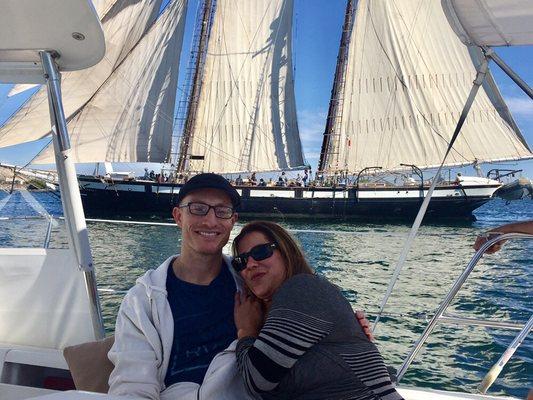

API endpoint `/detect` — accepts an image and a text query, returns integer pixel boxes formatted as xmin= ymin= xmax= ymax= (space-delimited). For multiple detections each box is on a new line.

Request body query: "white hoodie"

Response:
xmin=108 ymin=254 xmax=253 ymax=400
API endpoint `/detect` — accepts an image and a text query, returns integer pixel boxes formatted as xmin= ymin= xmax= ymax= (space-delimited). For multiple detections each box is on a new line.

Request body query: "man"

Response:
xmin=142 ymin=167 xmax=150 ymax=180
xmin=108 ymin=173 xmax=371 ymax=399
xmin=108 ymin=173 xmax=244 ymax=399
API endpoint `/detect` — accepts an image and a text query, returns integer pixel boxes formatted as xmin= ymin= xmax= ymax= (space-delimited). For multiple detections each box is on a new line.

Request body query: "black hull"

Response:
xmin=78 ymin=177 xmax=497 ymax=222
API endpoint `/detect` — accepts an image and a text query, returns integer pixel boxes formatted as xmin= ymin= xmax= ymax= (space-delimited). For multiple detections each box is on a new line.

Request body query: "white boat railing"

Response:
xmin=397 ymin=232 xmax=533 ymax=394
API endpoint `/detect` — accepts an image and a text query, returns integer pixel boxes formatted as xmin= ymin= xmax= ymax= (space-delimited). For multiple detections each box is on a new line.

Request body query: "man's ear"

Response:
xmin=233 ymin=212 xmax=239 ymax=224
xmin=172 ymin=206 xmax=182 ymax=228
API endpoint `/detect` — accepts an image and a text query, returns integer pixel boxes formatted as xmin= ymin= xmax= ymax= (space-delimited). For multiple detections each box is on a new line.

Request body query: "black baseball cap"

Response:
xmin=177 ymin=173 xmax=241 ymax=207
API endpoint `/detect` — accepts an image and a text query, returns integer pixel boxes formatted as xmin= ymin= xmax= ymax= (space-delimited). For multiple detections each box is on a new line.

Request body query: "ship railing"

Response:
xmin=396 ymin=232 xmax=533 ymax=394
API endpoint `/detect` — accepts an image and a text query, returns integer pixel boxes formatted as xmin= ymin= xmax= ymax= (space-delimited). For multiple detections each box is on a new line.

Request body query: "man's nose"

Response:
xmin=197 ymin=206 xmax=218 ymax=224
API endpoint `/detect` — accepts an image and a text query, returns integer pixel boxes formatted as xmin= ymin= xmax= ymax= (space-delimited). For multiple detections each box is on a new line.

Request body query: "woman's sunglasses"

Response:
xmin=232 ymin=243 xmax=278 ymax=272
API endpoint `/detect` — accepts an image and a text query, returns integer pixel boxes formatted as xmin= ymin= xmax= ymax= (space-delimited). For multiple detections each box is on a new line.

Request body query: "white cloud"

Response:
xmin=505 ymin=96 xmax=533 ymax=119
xmin=297 ymin=109 xmax=328 ymax=169
xmin=298 ymin=108 xmax=326 ymax=144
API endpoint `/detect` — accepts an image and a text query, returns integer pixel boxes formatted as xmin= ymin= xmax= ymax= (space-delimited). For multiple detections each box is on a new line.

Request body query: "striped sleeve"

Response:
xmin=236 ymin=307 xmax=334 ymax=395
xmin=341 ymin=349 xmax=404 ymax=400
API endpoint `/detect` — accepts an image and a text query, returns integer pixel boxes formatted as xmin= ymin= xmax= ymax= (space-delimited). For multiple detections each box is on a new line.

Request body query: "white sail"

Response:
xmin=0 ymin=0 xmax=163 ymax=148
xmin=443 ymin=0 xmax=533 ymax=47
xmin=186 ymin=0 xmax=305 ymax=173
xmin=92 ymin=0 xmax=117 ymax=18
xmin=323 ymin=0 xmax=532 ymax=174
xmin=6 ymin=0 xmax=117 ymax=98
xmin=33 ymin=0 xmax=187 ymax=164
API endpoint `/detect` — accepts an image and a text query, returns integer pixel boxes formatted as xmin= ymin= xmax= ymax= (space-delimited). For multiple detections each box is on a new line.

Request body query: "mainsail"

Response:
xmin=0 ymin=0 xmax=163 ymax=148
xmin=32 ymin=0 xmax=187 ymax=163
xmin=183 ymin=0 xmax=305 ymax=173
xmin=320 ymin=0 xmax=532 ymax=174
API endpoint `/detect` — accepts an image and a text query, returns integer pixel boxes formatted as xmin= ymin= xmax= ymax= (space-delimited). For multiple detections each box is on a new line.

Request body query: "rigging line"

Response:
xmin=16 ymin=138 xmax=54 ymax=170
xmin=379 ymin=1 xmax=427 ymax=167
xmin=0 ymin=0 xmax=158 ymax=137
xmin=368 ymin=1 xmax=471 ymax=164
xmin=199 ymin=1 xmax=295 ymax=172
xmin=390 ymin=0 xmax=483 ymax=162
xmin=0 ymin=85 xmax=48 ymax=136
xmin=231 ymin=2 xmax=294 ymax=169
xmin=248 ymin=1 xmax=298 ymax=166
xmin=192 ymin=133 xmax=267 ymax=172
xmin=372 ymin=58 xmax=489 ymax=334
xmin=68 ymin=0 xmax=183 ymax=138
xmin=237 ymin=0 xmax=293 ymax=169
xmin=202 ymin=1 xmax=276 ymax=156
xmin=95 ymin=17 xmax=182 ymax=132
xmin=174 ymin=131 xmax=244 ymax=166
xmin=351 ymin=0 xmax=366 ymax=172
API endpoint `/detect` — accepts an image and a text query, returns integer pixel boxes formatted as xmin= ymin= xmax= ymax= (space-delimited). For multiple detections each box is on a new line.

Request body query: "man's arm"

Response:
xmin=474 ymin=220 xmax=533 ymax=254
xmin=108 ymin=290 xmax=164 ymax=399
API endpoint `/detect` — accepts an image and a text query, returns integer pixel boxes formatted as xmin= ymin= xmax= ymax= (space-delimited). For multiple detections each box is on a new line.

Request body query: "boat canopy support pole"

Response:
xmin=372 ymin=58 xmax=489 ymax=332
xmin=396 ymin=233 xmax=533 ymax=386
xmin=40 ymin=51 xmax=105 ymax=340
xmin=482 ymin=47 xmax=533 ymax=100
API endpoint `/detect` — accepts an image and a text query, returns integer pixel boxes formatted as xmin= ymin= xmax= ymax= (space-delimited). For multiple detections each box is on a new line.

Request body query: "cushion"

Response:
xmin=63 ymin=336 xmax=115 ymax=393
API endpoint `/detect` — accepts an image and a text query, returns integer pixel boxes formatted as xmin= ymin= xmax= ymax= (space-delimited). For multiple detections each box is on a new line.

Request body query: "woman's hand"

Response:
xmin=355 ymin=310 xmax=374 ymax=341
xmin=234 ymin=291 xmax=264 ymax=339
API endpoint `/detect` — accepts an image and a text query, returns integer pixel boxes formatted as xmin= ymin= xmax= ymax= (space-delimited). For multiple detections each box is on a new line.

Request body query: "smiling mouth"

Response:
xmin=196 ymin=230 xmax=219 ymax=237
xmin=251 ymin=272 xmax=266 ymax=281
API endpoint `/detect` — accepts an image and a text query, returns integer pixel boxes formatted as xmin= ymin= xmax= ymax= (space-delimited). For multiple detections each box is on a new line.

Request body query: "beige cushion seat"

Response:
xmin=63 ymin=336 xmax=115 ymax=393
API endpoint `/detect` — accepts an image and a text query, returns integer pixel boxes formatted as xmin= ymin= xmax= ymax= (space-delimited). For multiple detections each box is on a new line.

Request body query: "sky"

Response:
xmin=0 ymin=0 xmax=532 ymax=178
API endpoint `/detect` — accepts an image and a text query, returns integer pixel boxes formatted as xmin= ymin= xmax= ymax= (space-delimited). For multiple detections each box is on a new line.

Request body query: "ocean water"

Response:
xmin=0 ymin=190 xmax=531 ymax=398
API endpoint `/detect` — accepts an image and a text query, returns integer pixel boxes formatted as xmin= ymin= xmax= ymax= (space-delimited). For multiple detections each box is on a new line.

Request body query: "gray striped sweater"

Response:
xmin=236 ymin=274 xmax=403 ymax=400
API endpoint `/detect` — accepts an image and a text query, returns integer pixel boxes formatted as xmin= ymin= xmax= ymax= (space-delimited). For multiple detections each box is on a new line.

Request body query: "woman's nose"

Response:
xmin=246 ymin=257 xmax=260 ymax=269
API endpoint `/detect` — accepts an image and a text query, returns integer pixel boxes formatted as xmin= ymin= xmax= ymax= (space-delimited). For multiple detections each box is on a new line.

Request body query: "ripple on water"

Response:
xmin=2 ymin=193 xmax=532 ymax=398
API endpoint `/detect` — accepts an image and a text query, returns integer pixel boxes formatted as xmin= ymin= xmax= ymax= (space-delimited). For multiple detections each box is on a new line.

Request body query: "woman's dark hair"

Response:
xmin=232 ymin=221 xmax=314 ymax=278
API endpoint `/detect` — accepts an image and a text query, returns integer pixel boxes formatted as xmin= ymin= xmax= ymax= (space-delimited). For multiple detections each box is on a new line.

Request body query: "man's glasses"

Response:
xmin=232 ymin=243 xmax=277 ymax=272
xmin=179 ymin=202 xmax=234 ymax=219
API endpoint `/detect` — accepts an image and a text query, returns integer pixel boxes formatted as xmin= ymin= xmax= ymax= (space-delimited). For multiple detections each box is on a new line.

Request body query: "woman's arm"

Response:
xmin=235 ymin=275 xmax=334 ymax=395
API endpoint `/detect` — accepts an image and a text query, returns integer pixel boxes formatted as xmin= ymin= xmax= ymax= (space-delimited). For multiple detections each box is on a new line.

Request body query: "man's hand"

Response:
xmin=356 ymin=310 xmax=374 ymax=341
xmin=473 ymin=232 xmax=504 ymax=254
xmin=474 ymin=221 xmax=533 ymax=254
xmin=234 ymin=292 xmax=264 ymax=339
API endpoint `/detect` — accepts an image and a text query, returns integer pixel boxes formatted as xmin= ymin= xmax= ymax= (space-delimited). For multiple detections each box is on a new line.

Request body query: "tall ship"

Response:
xmin=0 ymin=0 xmax=531 ymax=221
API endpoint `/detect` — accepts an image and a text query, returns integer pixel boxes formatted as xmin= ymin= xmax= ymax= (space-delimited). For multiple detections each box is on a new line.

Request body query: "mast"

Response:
xmin=176 ymin=0 xmax=215 ymax=173
xmin=317 ymin=0 xmax=356 ymax=177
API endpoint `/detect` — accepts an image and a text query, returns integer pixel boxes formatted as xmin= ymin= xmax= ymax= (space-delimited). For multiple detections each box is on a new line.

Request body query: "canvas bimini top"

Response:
xmin=0 ymin=0 xmax=105 ymax=83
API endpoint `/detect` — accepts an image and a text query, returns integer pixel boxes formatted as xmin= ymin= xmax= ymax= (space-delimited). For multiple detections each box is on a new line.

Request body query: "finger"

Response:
xmin=363 ymin=326 xmax=375 ymax=341
xmin=355 ymin=310 xmax=368 ymax=322
xmin=487 ymin=243 xmax=502 ymax=254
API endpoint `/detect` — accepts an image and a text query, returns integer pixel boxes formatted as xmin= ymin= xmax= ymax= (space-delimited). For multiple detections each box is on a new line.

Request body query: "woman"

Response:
xmin=232 ymin=221 xmax=403 ymax=400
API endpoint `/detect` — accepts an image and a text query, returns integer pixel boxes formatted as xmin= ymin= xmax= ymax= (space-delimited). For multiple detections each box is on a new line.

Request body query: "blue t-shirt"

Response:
xmin=164 ymin=261 xmax=237 ymax=386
